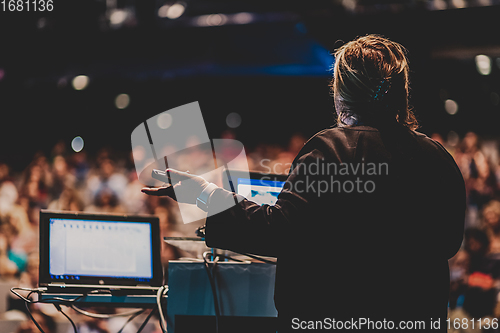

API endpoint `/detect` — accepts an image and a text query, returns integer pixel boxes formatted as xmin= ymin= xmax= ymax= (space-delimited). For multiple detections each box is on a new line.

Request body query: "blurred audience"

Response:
xmin=15 ymin=306 xmax=56 ymax=333
xmin=0 ymin=232 xmax=19 ymax=277
xmin=482 ymin=200 xmax=500 ymax=254
xmin=0 ymin=163 xmax=18 ymax=215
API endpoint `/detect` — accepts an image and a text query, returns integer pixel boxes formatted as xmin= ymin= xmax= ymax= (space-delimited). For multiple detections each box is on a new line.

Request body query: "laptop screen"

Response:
xmin=236 ymin=178 xmax=286 ymax=206
xmin=48 ymin=218 xmax=153 ymax=281
xmin=223 ymin=170 xmax=288 ymax=206
xmin=39 ymin=210 xmax=163 ymax=289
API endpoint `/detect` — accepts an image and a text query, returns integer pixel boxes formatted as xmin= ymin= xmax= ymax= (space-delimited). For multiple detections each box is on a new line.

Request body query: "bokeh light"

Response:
xmin=157 ymin=113 xmax=173 ymax=129
xmin=71 ymin=136 xmax=84 ymax=152
xmin=165 ymin=3 xmax=185 ymax=19
xmin=72 ymin=75 xmax=89 ymax=90
xmin=445 ymin=99 xmax=459 ymax=115
xmin=115 ymin=93 xmax=130 ymax=109
xmin=226 ymin=112 xmax=242 ymax=128
xmin=158 ymin=5 xmax=170 ymax=18
xmin=475 ymin=55 xmax=492 ymax=75
xmin=232 ymin=12 xmax=254 ymax=25
xmin=110 ymin=9 xmax=128 ymax=25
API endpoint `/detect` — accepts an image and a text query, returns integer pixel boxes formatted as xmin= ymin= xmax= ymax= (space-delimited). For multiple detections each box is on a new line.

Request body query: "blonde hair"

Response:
xmin=331 ymin=34 xmax=418 ymax=130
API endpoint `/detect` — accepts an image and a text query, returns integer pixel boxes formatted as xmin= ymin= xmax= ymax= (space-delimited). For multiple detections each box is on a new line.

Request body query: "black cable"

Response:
xmin=12 ymin=287 xmax=151 ymax=333
xmin=15 ymin=289 xmax=82 ymax=333
xmin=116 ymin=309 xmax=146 ymax=333
xmin=199 ymin=249 xmax=276 ymax=333
xmin=212 ymin=257 xmax=221 ymax=333
xmin=39 ymin=294 xmax=87 ymax=304
xmin=71 ymin=304 xmax=143 ymax=319
xmin=54 ymin=304 xmax=78 ymax=333
xmin=203 ymin=251 xmax=220 ymax=333
xmin=10 ymin=288 xmax=34 ymax=303
xmin=137 ymin=308 xmax=156 ymax=333
xmin=24 ymin=300 xmax=46 ymax=333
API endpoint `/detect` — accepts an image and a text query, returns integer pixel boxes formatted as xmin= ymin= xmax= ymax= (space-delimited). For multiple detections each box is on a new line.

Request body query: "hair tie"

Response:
xmin=370 ymin=79 xmax=391 ymax=102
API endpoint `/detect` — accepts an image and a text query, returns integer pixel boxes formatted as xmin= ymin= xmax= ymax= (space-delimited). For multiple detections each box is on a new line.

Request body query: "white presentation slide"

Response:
xmin=49 ymin=219 xmax=152 ymax=279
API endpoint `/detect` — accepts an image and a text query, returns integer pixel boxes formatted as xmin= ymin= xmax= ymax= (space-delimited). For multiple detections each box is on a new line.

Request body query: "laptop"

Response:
xmin=222 ymin=169 xmax=288 ymax=206
xmin=39 ymin=210 xmax=163 ymax=295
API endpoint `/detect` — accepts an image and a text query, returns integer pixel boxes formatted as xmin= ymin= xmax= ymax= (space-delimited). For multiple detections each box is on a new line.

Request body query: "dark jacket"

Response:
xmin=205 ymin=124 xmax=465 ymax=332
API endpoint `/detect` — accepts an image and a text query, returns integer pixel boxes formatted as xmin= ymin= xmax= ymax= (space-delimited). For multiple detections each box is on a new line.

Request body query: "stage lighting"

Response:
xmin=72 ymin=75 xmax=89 ymax=90
xmin=110 ymin=9 xmax=128 ymax=25
xmin=166 ymin=3 xmax=185 ymax=19
xmin=158 ymin=5 xmax=170 ymax=18
xmin=133 ymin=145 xmax=145 ymax=162
xmin=226 ymin=112 xmax=242 ymax=128
xmin=445 ymin=99 xmax=459 ymax=115
xmin=208 ymin=14 xmax=227 ymax=26
xmin=195 ymin=14 xmax=227 ymax=27
xmin=342 ymin=0 xmax=357 ymax=12
xmin=475 ymin=55 xmax=492 ymax=75
xmin=157 ymin=113 xmax=173 ymax=129
xmin=71 ymin=136 xmax=84 ymax=152
xmin=232 ymin=12 xmax=254 ymax=25
xmin=432 ymin=0 xmax=447 ymax=10
xmin=115 ymin=93 xmax=130 ymax=109
xmin=451 ymin=0 xmax=466 ymax=8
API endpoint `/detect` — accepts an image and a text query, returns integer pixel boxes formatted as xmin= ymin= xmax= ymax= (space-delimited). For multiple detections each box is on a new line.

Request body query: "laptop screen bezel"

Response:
xmin=39 ymin=210 xmax=163 ymax=289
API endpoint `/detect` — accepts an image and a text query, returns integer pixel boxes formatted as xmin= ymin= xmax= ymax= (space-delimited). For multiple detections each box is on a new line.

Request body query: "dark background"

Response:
xmin=1 ymin=0 xmax=499 ymax=170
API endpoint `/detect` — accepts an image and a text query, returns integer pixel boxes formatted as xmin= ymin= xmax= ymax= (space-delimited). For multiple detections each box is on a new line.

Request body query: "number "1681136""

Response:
xmin=1 ymin=0 xmax=54 ymax=11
